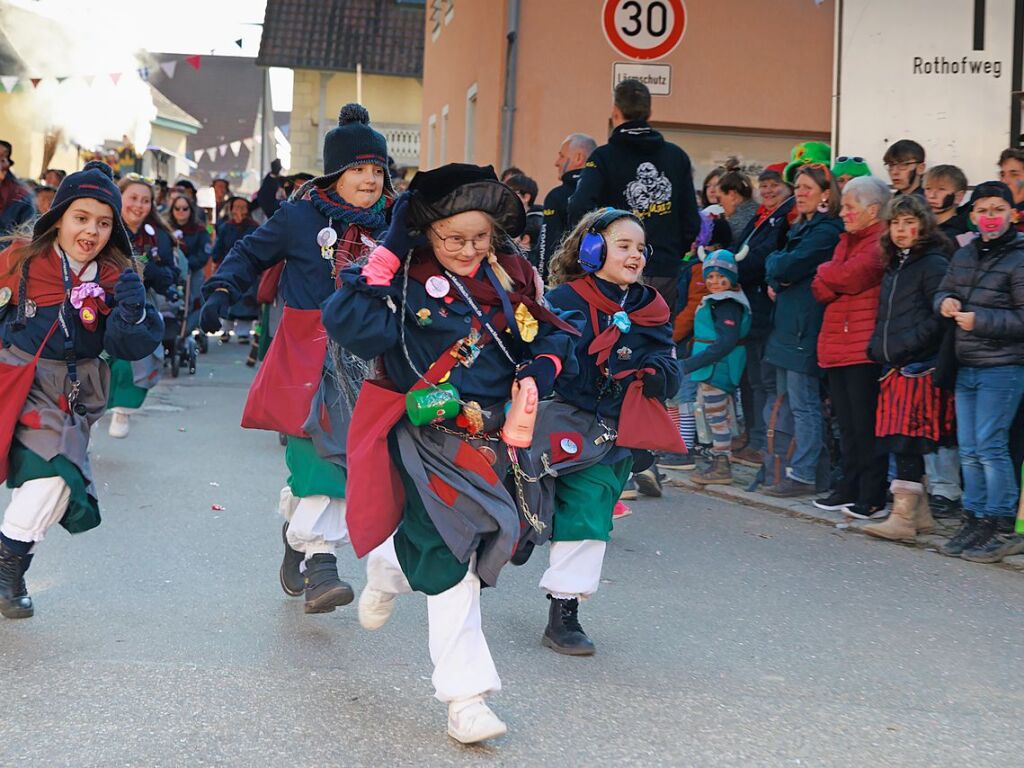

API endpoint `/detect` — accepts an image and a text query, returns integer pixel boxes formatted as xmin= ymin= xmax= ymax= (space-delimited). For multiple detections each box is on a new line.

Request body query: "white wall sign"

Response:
xmin=836 ymin=0 xmax=1023 ymax=185
xmin=612 ymin=62 xmax=672 ymax=95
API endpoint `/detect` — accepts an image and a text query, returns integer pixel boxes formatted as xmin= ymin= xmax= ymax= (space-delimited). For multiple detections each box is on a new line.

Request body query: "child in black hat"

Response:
xmin=198 ymin=103 xmax=394 ymax=615
xmin=0 ymin=161 xmax=163 ymax=619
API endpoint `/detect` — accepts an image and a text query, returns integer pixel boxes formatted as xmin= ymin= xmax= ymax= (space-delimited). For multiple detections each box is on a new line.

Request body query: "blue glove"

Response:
xmin=641 ymin=369 xmax=667 ymax=399
xmin=516 ymin=356 xmax=558 ymax=399
xmin=382 ymin=192 xmax=416 ymax=256
xmin=200 ymin=291 xmax=230 ymax=334
xmin=113 ymin=269 xmax=146 ymax=324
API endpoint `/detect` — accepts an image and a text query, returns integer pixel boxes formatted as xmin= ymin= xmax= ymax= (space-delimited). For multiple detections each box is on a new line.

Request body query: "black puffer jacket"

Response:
xmin=933 ymin=230 xmax=1024 ymax=367
xmin=737 ymin=196 xmax=794 ymax=343
xmin=867 ymin=240 xmax=950 ymax=366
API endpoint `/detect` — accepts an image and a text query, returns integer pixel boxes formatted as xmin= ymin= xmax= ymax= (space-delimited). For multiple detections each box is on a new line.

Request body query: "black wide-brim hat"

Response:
xmin=34 ymin=160 xmax=133 ymax=256
xmin=407 ymin=163 xmax=526 ymax=237
xmin=225 ymin=195 xmax=256 ymax=212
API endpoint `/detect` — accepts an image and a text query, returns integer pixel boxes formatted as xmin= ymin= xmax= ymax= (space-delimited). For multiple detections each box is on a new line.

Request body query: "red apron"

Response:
xmin=240 ymin=306 xmax=327 ymax=436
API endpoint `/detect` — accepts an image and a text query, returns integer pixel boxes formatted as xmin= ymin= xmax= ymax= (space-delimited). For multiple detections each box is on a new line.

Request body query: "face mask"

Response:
xmin=977 ymin=214 xmax=1008 ymax=234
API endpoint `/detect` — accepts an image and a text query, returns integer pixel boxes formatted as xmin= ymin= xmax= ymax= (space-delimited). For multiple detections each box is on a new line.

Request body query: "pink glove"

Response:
xmin=362 ymin=245 xmax=401 ymax=287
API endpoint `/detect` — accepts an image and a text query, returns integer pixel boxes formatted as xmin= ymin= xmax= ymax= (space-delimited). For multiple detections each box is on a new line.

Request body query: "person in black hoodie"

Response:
xmin=568 ymin=79 xmax=700 ymax=310
xmin=539 ymin=133 xmax=597 ymax=283
xmin=923 ymin=165 xmax=971 ymax=244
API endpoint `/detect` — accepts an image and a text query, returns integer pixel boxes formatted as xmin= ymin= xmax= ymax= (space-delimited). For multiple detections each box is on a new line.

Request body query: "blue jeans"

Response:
xmin=773 ymin=368 xmax=824 ymax=485
xmin=955 ymin=366 xmax=1024 ymax=519
xmin=924 ymin=446 xmax=962 ymax=501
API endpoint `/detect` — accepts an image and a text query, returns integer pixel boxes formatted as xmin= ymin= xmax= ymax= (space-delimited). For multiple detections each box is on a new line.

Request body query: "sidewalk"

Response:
xmin=660 ymin=462 xmax=1024 ymax=575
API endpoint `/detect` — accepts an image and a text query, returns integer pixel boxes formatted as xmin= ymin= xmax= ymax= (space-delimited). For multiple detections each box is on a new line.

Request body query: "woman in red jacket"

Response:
xmin=811 ymin=176 xmax=892 ymax=518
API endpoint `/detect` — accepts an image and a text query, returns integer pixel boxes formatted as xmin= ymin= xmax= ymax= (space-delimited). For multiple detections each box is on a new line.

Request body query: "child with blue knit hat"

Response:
xmin=682 ymin=246 xmax=751 ymax=484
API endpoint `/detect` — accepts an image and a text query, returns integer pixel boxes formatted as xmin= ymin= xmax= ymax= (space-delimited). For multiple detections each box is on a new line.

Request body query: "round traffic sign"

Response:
xmin=602 ymin=0 xmax=687 ymax=61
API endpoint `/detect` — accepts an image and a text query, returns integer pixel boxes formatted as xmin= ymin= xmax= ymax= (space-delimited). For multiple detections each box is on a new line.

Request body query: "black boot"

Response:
xmin=961 ymin=517 xmax=1024 ymax=564
xmin=542 ymin=595 xmax=595 ymax=656
xmin=303 ymin=553 xmax=354 ymax=614
xmin=938 ymin=513 xmax=986 ymax=557
xmin=0 ymin=542 xmax=33 ymax=619
xmin=279 ymin=522 xmax=304 ymax=597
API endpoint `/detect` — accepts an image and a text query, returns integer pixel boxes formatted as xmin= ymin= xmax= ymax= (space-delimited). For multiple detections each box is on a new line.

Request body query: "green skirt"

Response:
xmin=6 ymin=441 xmax=101 ymax=534
xmin=285 ymin=436 xmax=346 ymax=498
xmin=107 ymin=358 xmax=148 ymax=409
xmin=551 ymin=458 xmax=632 ymax=542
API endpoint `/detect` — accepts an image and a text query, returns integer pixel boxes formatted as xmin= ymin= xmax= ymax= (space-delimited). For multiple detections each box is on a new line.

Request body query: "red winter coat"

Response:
xmin=811 ymin=220 xmax=885 ymax=368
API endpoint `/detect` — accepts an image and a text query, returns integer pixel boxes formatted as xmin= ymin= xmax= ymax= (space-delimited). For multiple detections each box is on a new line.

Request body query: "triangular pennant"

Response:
xmin=0 ymin=76 xmax=19 ymax=93
xmin=235 ymin=38 xmax=243 ymax=48
xmin=193 ymin=149 xmax=204 ymax=162
xmin=56 ymin=76 xmax=68 ymax=84
xmin=242 ymin=137 xmax=255 ymax=151
xmin=185 ymin=55 xmax=201 ymax=71
xmin=30 ymin=78 xmax=42 ymax=88
xmin=82 ymin=75 xmax=94 ymax=87
xmin=160 ymin=61 xmax=177 ymax=78
xmin=218 ymin=144 xmax=228 ymax=157
xmin=137 ymin=67 xmax=150 ymax=82
xmin=110 ymin=72 xmax=121 ymax=85
xmin=229 ymin=140 xmax=242 ymax=156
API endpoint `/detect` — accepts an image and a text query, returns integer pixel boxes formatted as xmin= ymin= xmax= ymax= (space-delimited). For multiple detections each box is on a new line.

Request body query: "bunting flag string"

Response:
xmin=0 ymin=53 xmax=204 ymax=87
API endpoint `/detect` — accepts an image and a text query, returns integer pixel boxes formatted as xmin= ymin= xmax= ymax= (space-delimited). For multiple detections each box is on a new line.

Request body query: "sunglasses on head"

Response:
xmin=835 ymin=156 xmax=864 ymax=163
xmin=124 ymin=172 xmax=156 ymax=185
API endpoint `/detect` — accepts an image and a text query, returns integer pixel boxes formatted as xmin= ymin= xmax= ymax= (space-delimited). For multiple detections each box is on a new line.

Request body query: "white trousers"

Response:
xmin=538 ymin=539 xmax=607 ymax=599
xmin=1 ymin=476 xmax=71 ymax=548
xmin=366 ymin=536 xmax=501 ymax=703
xmin=278 ymin=486 xmax=348 ymax=558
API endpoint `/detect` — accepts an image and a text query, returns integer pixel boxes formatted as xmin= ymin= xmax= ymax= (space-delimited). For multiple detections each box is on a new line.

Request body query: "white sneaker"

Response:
xmin=447 ymin=697 xmax=507 ymax=744
xmin=358 ymin=587 xmax=396 ymax=630
xmin=108 ymin=409 xmax=130 ymax=439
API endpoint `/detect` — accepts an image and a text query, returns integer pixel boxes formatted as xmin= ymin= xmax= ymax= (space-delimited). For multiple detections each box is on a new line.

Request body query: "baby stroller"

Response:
xmin=160 ymin=248 xmax=198 ymax=378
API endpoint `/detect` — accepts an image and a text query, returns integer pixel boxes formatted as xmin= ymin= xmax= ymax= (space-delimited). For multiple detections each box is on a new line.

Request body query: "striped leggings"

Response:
xmin=699 ymin=382 xmax=734 ymax=455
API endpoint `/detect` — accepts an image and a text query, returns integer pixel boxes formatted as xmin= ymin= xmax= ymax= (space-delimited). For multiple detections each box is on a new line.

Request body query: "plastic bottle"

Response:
xmin=502 ymin=377 xmax=538 ymax=448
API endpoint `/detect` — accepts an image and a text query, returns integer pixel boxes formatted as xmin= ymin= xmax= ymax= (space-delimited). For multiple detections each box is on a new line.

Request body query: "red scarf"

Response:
xmin=0 ymin=243 xmax=120 ymax=308
xmin=568 ymin=275 xmax=669 ymax=366
xmin=407 ymin=248 xmax=578 ymax=335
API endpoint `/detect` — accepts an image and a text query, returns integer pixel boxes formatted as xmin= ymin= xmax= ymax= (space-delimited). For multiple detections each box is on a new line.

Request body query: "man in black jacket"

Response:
xmin=539 ymin=133 xmax=596 ymax=281
xmin=568 ymin=79 xmax=700 ymax=309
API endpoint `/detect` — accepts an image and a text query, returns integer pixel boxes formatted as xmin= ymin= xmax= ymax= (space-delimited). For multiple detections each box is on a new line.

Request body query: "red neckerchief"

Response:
xmin=0 ymin=243 xmax=120 ymax=308
xmin=406 ymin=248 xmax=578 ymax=335
xmin=567 ymin=275 xmax=669 ymax=366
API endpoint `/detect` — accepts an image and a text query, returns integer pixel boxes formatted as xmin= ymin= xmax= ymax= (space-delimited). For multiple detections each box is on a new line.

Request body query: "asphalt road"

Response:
xmin=1 ymin=341 xmax=1022 ymax=768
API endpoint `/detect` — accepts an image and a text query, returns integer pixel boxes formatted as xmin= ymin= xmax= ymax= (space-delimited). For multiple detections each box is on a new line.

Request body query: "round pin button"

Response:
xmin=426 ymin=275 xmax=450 ymax=298
xmin=316 ymin=227 xmax=338 ymax=248
xmin=0 ymin=286 xmax=11 ymax=307
xmin=560 ymin=438 xmax=579 ymax=455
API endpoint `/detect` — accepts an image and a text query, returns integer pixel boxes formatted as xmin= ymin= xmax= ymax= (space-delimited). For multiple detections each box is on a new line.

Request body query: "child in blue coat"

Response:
xmin=0 ymin=161 xmax=163 ymax=618
xmin=682 ymin=246 xmax=751 ymax=484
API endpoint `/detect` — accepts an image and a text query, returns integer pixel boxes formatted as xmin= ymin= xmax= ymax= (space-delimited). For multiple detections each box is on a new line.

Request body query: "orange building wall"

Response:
xmin=421 ymin=0 xmax=835 ymax=192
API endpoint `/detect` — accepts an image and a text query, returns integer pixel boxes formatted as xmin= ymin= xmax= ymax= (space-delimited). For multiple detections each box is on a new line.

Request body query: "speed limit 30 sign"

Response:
xmin=602 ymin=0 xmax=687 ymax=61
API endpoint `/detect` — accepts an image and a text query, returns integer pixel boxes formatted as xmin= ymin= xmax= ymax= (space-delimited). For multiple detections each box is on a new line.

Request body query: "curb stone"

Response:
xmin=661 ymin=469 xmax=1024 ymax=576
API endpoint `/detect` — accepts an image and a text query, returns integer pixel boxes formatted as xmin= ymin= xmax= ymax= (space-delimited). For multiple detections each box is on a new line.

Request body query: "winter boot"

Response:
xmin=864 ymin=480 xmax=923 ymax=542
xmin=302 ymin=553 xmax=354 ymax=613
xmin=0 ymin=542 xmax=33 ymax=619
xmin=913 ymin=486 xmax=937 ymax=534
xmin=691 ymin=454 xmax=732 ymax=485
xmin=279 ymin=522 xmax=305 ymax=597
xmin=938 ymin=513 xmax=985 ymax=557
xmin=960 ymin=517 xmax=1024 ymax=564
xmin=542 ymin=595 xmax=595 ymax=656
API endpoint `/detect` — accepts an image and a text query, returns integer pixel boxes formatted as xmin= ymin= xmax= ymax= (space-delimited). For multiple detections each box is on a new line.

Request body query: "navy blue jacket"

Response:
xmin=546 ymin=276 xmax=678 ymax=420
xmin=204 ymin=200 xmax=384 ymax=312
xmin=128 ymin=224 xmax=178 ymax=296
xmin=737 ymin=197 xmax=794 ymax=343
xmin=2 ymin=280 xmax=163 ymax=363
xmin=764 ymin=212 xmax=844 ymax=375
xmin=211 ymin=219 xmax=259 ymax=266
xmin=175 ymin=227 xmax=212 ymax=273
xmin=321 ymin=254 xmax=580 ymax=409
